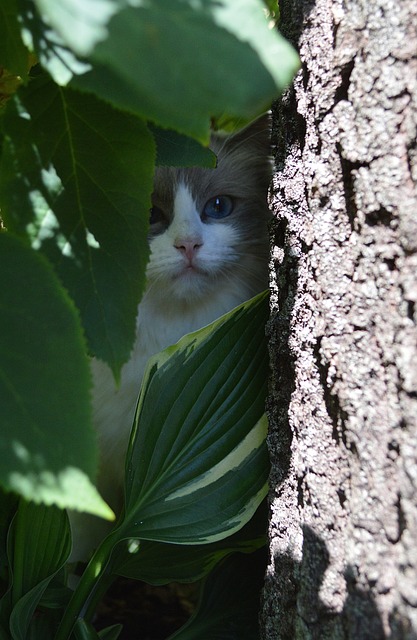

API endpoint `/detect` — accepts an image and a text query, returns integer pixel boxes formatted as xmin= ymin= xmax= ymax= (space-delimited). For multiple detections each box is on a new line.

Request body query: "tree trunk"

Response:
xmin=263 ymin=0 xmax=417 ymax=638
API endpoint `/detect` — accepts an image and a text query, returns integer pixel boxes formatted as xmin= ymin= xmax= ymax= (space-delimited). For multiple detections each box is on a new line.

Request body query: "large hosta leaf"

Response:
xmin=0 ymin=233 xmax=111 ymax=517
xmin=117 ymin=292 xmax=269 ymax=545
xmin=111 ymin=501 xmax=267 ymax=585
xmin=28 ymin=0 xmax=299 ymax=141
xmin=0 ymin=73 xmax=154 ymax=376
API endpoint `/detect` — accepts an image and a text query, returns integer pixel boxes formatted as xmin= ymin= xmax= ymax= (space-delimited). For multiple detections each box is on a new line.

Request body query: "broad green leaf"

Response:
xmin=8 ymin=501 xmax=71 ymax=640
xmin=30 ymin=0 xmax=299 ymax=141
xmin=117 ymin=292 xmax=269 ymax=544
xmin=0 ymin=0 xmax=28 ymax=78
xmin=111 ymin=501 xmax=267 ymax=585
xmin=0 ymin=73 xmax=154 ymax=377
xmin=168 ymin=549 xmax=267 ymax=639
xmin=0 ymin=233 xmax=112 ymax=518
xmin=149 ymin=125 xmax=216 ymax=168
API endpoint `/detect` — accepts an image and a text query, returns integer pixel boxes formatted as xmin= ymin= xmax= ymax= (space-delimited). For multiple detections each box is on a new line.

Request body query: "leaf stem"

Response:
xmin=54 ymin=528 xmax=120 ymax=640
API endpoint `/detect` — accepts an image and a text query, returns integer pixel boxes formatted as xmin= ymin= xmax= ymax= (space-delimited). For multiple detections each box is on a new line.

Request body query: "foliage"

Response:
xmin=0 ymin=0 xmax=298 ymax=637
xmin=1 ymin=294 xmax=271 ymax=639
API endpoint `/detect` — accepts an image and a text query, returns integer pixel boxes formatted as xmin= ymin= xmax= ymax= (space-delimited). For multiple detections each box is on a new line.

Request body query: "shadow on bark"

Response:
xmin=263 ymin=211 xmax=299 ymax=639
xmin=271 ymin=526 xmax=417 ymax=640
xmin=266 ymin=214 xmax=296 ymax=484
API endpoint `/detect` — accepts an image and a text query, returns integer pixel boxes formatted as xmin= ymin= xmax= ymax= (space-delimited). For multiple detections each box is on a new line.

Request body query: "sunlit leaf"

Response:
xmin=28 ymin=0 xmax=298 ymax=141
xmin=0 ymin=74 xmax=154 ymax=376
xmin=0 ymin=233 xmax=112 ymax=518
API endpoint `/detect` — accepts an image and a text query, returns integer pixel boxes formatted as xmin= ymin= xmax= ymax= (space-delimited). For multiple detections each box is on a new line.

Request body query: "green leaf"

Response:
xmin=0 ymin=624 xmax=10 ymax=640
xmin=0 ymin=0 xmax=28 ymax=78
xmin=30 ymin=0 xmax=298 ymax=141
xmin=118 ymin=292 xmax=269 ymax=544
xmin=168 ymin=549 xmax=267 ymax=639
xmin=8 ymin=501 xmax=71 ymax=640
xmin=38 ymin=583 xmax=72 ymax=609
xmin=73 ymin=621 xmax=123 ymax=640
xmin=111 ymin=502 xmax=267 ymax=585
xmin=98 ymin=625 xmax=123 ymax=640
xmin=149 ymin=125 xmax=216 ymax=168
xmin=18 ymin=0 xmax=91 ymax=85
xmin=74 ymin=619 xmax=101 ymax=640
xmin=0 ymin=74 xmax=154 ymax=377
xmin=33 ymin=0 xmax=118 ymax=58
xmin=0 ymin=490 xmax=17 ymax=588
xmin=10 ymin=501 xmax=70 ymax=603
xmin=0 ymin=233 xmax=112 ymax=518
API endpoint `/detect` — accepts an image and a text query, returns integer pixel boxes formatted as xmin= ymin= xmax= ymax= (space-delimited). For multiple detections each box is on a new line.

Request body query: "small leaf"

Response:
xmin=149 ymin=125 xmax=216 ymax=168
xmin=98 ymin=625 xmax=123 ymax=640
xmin=118 ymin=293 xmax=269 ymax=544
xmin=0 ymin=74 xmax=154 ymax=376
xmin=74 ymin=619 xmax=101 ymax=640
xmin=0 ymin=233 xmax=112 ymax=518
xmin=168 ymin=549 xmax=267 ymax=639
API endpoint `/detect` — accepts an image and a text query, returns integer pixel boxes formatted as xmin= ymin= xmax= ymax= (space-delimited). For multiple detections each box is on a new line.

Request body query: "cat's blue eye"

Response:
xmin=203 ymin=195 xmax=234 ymax=219
xmin=150 ymin=205 xmax=165 ymax=225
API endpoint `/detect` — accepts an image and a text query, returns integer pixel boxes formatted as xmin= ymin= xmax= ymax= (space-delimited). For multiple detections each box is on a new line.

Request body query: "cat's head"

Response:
xmin=146 ymin=115 xmax=271 ymax=306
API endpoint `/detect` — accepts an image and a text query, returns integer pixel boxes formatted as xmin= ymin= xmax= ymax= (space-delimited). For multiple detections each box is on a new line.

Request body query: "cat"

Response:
xmin=69 ymin=115 xmax=271 ymax=562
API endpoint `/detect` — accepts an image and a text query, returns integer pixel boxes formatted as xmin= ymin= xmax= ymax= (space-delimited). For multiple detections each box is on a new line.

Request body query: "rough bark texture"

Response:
xmin=263 ymin=0 xmax=417 ymax=638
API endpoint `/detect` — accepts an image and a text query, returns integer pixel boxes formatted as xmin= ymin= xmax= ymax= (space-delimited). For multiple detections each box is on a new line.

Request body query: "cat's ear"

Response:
xmin=227 ymin=112 xmax=271 ymax=153
xmin=220 ymin=113 xmax=272 ymax=189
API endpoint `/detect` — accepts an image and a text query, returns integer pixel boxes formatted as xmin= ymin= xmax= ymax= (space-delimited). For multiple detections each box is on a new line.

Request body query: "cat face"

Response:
xmin=146 ymin=117 xmax=271 ymax=305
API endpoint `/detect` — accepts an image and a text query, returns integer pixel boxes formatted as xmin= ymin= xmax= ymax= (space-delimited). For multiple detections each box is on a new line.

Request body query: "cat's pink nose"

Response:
xmin=174 ymin=239 xmax=203 ymax=261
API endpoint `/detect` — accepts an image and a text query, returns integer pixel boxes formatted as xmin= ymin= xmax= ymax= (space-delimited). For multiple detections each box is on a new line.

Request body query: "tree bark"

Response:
xmin=263 ymin=0 xmax=417 ymax=638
